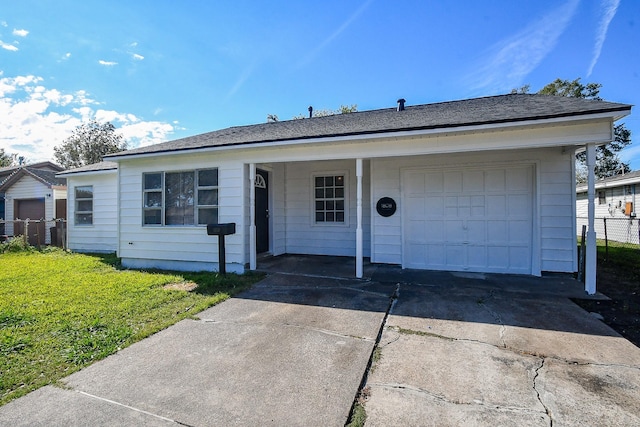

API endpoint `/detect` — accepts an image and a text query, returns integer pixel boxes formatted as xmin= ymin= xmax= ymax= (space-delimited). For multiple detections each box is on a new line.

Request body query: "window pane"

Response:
xmin=325 ymin=188 xmax=334 ymax=198
xmin=198 ymin=189 xmax=218 ymax=206
xmin=144 ymin=173 xmax=162 ymax=190
xmin=77 ymin=200 xmax=92 ymax=212
xmin=75 ymin=187 xmax=93 ymax=199
xmin=165 ymin=172 xmax=195 ymax=225
xmin=198 ymin=207 xmax=218 ymax=225
xmin=315 ymin=201 xmax=324 ymax=210
xmin=336 ymin=212 xmax=344 ymax=222
xmin=335 ymin=175 xmax=344 ymax=187
xmin=335 ymin=187 xmax=344 ymax=198
xmin=316 ymin=212 xmax=324 ymax=222
xmin=325 ymin=176 xmax=334 ymax=186
xmin=198 ymin=169 xmax=218 ymax=187
xmin=75 ymin=213 xmax=92 ymax=225
xmin=144 ymin=209 xmax=162 ymax=225
xmin=315 ymin=188 xmax=324 ymax=198
xmin=326 ymin=212 xmax=335 ymax=222
xmin=145 ymin=192 xmax=162 ymax=208
xmin=336 ymin=200 xmax=344 ymax=210
xmin=315 ymin=177 xmax=324 ymax=187
xmin=166 ymin=206 xmax=194 ymax=225
xmin=326 ymin=200 xmax=334 ymax=210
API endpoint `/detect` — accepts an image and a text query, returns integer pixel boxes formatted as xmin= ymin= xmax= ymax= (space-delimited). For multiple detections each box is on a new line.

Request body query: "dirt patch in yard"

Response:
xmin=163 ymin=281 xmax=199 ymax=291
xmin=572 ymin=254 xmax=640 ymax=348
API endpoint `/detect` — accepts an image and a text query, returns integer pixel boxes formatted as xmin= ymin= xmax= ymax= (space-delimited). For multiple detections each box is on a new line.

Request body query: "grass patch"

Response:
xmin=0 ymin=249 xmax=262 ymax=405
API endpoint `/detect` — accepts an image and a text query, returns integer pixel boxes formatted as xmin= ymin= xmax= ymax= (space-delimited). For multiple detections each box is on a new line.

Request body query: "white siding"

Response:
xmin=371 ymin=148 xmax=576 ymax=273
xmin=280 ymin=159 xmax=371 ymax=257
xmin=576 ymin=182 xmax=640 ymax=244
xmin=4 ymin=176 xmax=54 ymax=244
xmin=66 ymin=172 xmax=118 ymax=253
xmin=118 ymin=153 xmax=246 ymax=273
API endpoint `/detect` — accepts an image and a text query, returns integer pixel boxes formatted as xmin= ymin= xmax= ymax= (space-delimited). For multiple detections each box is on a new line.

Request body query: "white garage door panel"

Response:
xmin=403 ymin=165 xmax=533 ymax=274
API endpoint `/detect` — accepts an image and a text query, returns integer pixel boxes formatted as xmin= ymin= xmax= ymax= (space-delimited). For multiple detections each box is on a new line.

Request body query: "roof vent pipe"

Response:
xmin=308 ymin=106 xmax=313 ymax=118
xmin=397 ymin=98 xmax=406 ymax=111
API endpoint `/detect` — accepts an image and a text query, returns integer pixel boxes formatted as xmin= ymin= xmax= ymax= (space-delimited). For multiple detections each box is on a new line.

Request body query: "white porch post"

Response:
xmin=249 ymin=163 xmax=257 ymax=271
xmin=585 ymin=143 xmax=597 ymax=295
xmin=356 ymin=158 xmax=363 ymax=278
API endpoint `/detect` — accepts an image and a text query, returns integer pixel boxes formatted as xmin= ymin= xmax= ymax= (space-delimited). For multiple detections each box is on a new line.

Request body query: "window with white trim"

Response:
xmin=75 ymin=186 xmax=93 ymax=225
xmin=314 ymin=174 xmax=345 ymax=223
xmin=143 ymin=168 xmax=218 ymax=226
xmin=598 ymin=190 xmax=606 ymax=205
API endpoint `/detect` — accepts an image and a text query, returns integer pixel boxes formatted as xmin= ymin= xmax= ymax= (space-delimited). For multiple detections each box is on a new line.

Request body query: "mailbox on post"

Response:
xmin=207 ymin=223 xmax=236 ymax=274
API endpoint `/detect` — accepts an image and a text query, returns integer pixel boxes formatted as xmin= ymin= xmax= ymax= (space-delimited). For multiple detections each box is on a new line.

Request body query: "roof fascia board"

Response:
xmin=107 ymin=110 xmax=628 ymax=162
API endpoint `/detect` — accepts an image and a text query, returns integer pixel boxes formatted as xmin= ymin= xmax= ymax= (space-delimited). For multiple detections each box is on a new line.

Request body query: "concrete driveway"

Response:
xmin=0 ymin=273 xmax=394 ymax=426
xmin=1 ymin=257 xmax=639 ymax=426
xmin=364 ymin=271 xmax=640 ymax=426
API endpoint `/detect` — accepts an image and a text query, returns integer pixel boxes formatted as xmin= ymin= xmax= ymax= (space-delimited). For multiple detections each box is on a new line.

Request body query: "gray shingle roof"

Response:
xmin=0 ymin=167 xmax=66 ymax=191
xmin=576 ymin=170 xmax=640 ymax=192
xmin=107 ymin=94 xmax=632 ymax=159
xmin=56 ymin=161 xmax=118 ymax=177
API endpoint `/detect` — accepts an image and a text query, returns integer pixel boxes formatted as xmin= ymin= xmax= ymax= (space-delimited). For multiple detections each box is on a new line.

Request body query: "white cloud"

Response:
xmin=132 ymin=53 xmax=144 ymax=61
xmin=0 ymin=40 xmax=18 ymax=51
xmin=587 ymin=0 xmax=620 ymax=77
xmin=98 ymin=60 xmax=118 ymax=66
xmin=0 ymin=74 xmax=175 ymax=163
xmin=1 ymin=21 xmax=7 ymax=28
xmin=465 ymin=0 xmax=579 ymax=94
xmin=12 ymin=28 xmax=29 ymax=37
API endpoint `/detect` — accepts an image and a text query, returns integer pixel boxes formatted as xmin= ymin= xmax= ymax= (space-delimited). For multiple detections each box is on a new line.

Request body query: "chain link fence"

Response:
xmin=577 ymin=216 xmax=640 ymax=247
xmin=0 ymin=219 xmax=67 ymax=249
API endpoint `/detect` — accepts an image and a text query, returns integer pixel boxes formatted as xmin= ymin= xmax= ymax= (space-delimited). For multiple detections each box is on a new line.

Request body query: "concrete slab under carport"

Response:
xmin=364 ymin=280 xmax=640 ymax=427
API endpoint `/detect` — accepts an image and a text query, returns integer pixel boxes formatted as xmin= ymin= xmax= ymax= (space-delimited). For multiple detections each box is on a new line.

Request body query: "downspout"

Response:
xmin=356 ymin=158 xmax=363 ymax=278
xmin=249 ymin=164 xmax=257 ymax=271
xmin=585 ymin=143 xmax=597 ymax=295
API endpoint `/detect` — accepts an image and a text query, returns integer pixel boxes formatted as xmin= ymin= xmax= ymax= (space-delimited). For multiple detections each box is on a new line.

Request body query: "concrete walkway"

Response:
xmin=1 ymin=257 xmax=640 ymax=426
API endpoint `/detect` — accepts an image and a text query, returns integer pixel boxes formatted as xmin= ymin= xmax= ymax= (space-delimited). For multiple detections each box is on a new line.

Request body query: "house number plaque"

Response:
xmin=376 ymin=197 xmax=397 ymax=217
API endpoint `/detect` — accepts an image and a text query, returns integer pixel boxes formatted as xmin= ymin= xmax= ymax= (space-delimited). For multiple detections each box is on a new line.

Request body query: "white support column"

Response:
xmin=356 ymin=158 xmax=363 ymax=278
xmin=585 ymin=143 xmax=597 ymax=295
xmin=249 ymin=163 xmax=257 ymax=271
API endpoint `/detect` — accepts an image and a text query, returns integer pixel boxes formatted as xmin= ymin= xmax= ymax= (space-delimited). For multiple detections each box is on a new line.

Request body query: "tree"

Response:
xmin=54 ymin=120 xmax=127 ymax=169
xmin=292 ymin=104 xmax=358 ymax=119
xmin=0 ymin=148 xmax=16 ymax=167
xmin=536 ymin=78 xmax=631 ymax=181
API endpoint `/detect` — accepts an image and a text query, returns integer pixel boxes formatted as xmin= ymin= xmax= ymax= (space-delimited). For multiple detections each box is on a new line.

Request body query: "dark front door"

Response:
xmin=255 ymin=169 xmax=269 ymax=253
xmin=15 ymin=198 xmax=46 ymax=245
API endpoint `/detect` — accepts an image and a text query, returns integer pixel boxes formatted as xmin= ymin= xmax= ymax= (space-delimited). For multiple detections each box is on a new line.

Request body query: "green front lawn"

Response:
xmin=0 ymin=249 xmax=261 ymax=405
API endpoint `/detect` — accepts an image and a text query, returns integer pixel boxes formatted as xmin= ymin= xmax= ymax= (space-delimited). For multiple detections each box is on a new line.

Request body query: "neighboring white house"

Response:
xmin=56 ymin=162 xmax=118 ymax=253
xmin=576 ymin=170 xmax=640 ymax=244
xmin=0 ymin=162 xmax=67 ymax=245
xmin=58 ymin=94 xmax=632 ymax=289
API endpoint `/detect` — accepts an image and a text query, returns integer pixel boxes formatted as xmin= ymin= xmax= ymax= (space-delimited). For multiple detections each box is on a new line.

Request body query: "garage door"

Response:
xmin=403 ymin=165 xmax=533 ymax=274
xmin=15 ymin=198 xmax=46 ymax=246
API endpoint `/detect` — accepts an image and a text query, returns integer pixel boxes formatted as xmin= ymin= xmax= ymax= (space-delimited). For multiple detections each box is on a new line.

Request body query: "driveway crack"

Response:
xmin=197 ymin=318 xmax=375 ymax=341
xmin=532 ymin=357 xmax=553 ymax=427
xmin=368 ymin=382 xmax=549 ymax=416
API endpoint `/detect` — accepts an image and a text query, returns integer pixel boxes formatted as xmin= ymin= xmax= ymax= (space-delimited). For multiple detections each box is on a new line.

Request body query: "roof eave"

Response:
xmin=106 ymin=108 xmax=629 ymax=162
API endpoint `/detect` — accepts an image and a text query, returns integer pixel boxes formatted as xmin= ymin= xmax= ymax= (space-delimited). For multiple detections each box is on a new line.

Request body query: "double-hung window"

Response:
xmin=143 ymin=168 xmax=218 ymax=226
xmin=75 ymin=186 xmax=93 ymax=225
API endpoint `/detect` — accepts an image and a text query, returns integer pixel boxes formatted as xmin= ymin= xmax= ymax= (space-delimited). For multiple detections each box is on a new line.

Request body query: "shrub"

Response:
xmin=0 ymin=236 xmax=33 ymax=253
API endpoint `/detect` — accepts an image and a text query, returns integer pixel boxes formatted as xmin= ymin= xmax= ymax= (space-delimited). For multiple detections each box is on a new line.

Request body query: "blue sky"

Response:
xmin=1 ymin=0 xmax=639 ymax=169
